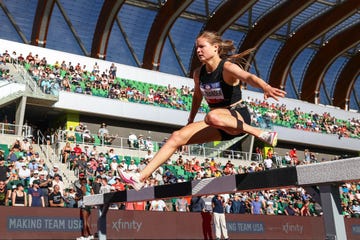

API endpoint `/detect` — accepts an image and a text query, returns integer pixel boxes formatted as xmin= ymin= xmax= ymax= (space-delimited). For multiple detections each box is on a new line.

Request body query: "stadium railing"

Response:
xmin=56 ymin=130 xmax=259 ymax=162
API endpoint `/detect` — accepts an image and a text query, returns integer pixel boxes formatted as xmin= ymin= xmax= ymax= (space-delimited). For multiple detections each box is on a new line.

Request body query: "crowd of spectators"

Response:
xmin=0 ymin=50 xmax=359 ymax=219
xmin=245 ymin=97 xmax=360 ymax=140
xmin=0 ymin=137 xmax=71 ymax=208
xmin=2 ymin=49 xmax=358 ymax=140
xmin=1 ymin=126 xmax=360 ymax=219
xmin=0 ymin=50 xmax=13 ymax=81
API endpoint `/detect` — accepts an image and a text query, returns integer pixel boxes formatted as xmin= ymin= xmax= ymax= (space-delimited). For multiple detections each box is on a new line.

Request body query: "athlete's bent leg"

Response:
xmin=120 ymin=121 xmax=222 ymax=190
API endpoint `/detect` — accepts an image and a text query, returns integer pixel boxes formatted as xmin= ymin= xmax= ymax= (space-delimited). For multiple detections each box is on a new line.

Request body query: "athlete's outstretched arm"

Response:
xmin=223 ymin=61 xmax=286 ymax=101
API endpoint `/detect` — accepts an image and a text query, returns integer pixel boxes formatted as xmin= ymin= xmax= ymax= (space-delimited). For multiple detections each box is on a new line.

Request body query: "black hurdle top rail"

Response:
xmin=84 ymin=157 xmax=360 ymax=206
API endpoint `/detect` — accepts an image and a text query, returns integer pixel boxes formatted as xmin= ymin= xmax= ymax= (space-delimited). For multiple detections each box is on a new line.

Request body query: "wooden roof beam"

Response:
xmin=30 ymin=0 xmax=56 ymax=47
xmin=142 ymin=0 xmax=193 ymax=70
xmin=268 ymin=0 xmax=360 ymax=89
xmin=91 ymin=0 xmax=125 ymax=59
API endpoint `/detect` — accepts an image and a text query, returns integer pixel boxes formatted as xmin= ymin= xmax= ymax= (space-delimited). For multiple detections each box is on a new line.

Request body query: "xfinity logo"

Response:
xmin=282 ymin=222 xmax=303 ymax=234
xmin=112 ymin=218 xmax=142 ymax=232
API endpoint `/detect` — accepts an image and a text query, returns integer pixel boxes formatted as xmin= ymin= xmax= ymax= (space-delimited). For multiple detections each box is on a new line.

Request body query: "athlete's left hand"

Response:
xmin=264 ymin=85 xmax=286 ymax=101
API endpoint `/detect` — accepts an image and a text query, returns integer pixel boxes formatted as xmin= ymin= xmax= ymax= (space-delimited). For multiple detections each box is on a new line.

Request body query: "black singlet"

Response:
xmin=199 ymin=59 xmax=242 ymax=108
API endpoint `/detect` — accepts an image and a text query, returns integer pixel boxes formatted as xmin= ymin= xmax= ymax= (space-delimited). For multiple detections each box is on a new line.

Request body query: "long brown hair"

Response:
xmin=197 ymin=31 xmax=255 ymax=68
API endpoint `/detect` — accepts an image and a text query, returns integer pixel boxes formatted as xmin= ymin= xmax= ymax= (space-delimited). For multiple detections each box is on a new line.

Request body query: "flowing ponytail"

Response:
xmin=197 ymin=31 xmax=255 ymax=68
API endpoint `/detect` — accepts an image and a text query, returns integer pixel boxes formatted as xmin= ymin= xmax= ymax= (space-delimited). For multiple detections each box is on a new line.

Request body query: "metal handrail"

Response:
xmin=0 ymin=122 xmax=32 ymax=138
xmin=55 ymin=130 xmax=257 ymax=162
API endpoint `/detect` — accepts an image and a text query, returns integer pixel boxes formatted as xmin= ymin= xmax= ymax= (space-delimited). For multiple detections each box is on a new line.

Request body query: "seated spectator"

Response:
xmin=284 ymin=201 xmax=299 ymax=216
xmin=29 ymin=170 xmax=40 ymax=187
xmin=83 ymin=145 xmax=91 ymax=158
xmin=106 ymin=171 xmax=116 ymax=185
xmin=37 ymin=165 xmax=48 ymax=177
xmin=152 ymin=168 xmax=164 ymax=185
xmin=68 ymin=151 xmax=77 ymax=170
xmin=107 ymin=148 xmax=117 ymax=159
xmin=18 ymin=163 xmax=31 ymax=186
xmin=21 ymin=138 xmax=31 ymax=152
xmin=264 ymin=156 xmax=273 ymax=170
xmin=28 ymin=159 xmax=38 ymax=173
xmin=145 ymin=136 xmax=154 ymax=151
xmin=90 ymin=146 xmax=98 ymax=158
xmin=12 ymin=183 xmax=27 ymax=207
xmin=100 ymin=177 xmax=111 ymax=194
xmin=96 ymin=163 xmax=106 ymax=176
xmin=201 ymin=158 xmax=210 ymax=168
xmin=109 ymin=158 xmax=118 ymax=176
xmin=10 ymin=138 xmax=22 ymax=152
xmin=289 ymin=148 xmax=299 ymax=165
xmin=0 ymin=159 xmax=7 ymax=181
xmin=128 ymin=133 xmax=137 ymax=148
xmin=28 ymin=180 xmax=45 ymax=207
xmin=75 ymin=122 xmax=85 ymax=133
xmin=87 ymin=156 xmax=97 ymax=173
xmin=175 ymin=155 xmax=184 ymax=166
xmin=283 ymin=152 xmax=292 ymax=166
xmin=38 ymin=172 xmax=51 ymax=206
xmin=183 ymin=159 xmax=193 ymax=172
xmin=33 ymin=152 xmax=41 ymax=162
xmin=6 ymin=149 xmax=18 ymax=163
xmin=98 ymin=123 xmax=116 ymax=144
xmin=49 ymin=184 xmax=64 ymax=207
xmin=112 ymin=176 xmax=125 ymax=191
xmin=137 ymin=159 xmax=147 ymax=172
xmin=137 ymin=134 xmax=146 ymax=150
xmin=192 ymin=160 xmax=202 ymax=173
xmin=98 ymin=152 xmax=107 ymax=165
xmin=351 ymin=200 xmax=360 ymax=218
xmin=49 ymin=165 xmax=62 ymax=179
xmin=77 ymin=154 xmax=88 ymax=173
xmin=73 ymin=143 xmax=83 ymax=156
xmin=52 ymin=174 xmax=65 ymax=195
xmin=82 ymin=127 xmax=94 ymax=143
xmin=0 ymin=180 xmax=9 ymax=206
xmin=66 ymin=126 xmax=76 ymax=142
xmin=62 ymin=142 xmax=72 ymax=163
xmin=63 ymin=187 xmax=77 ymax=208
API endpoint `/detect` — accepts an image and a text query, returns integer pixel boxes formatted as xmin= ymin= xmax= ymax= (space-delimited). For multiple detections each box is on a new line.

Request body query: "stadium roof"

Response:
xmin=0 ymin=0 xmax=359 ymax=111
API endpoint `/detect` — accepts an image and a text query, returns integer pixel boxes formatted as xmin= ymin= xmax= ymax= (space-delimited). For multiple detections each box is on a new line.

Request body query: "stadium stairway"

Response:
xmin=0 ymin=134 xmax=76 ymax=188
xmin=36 ymin=144 xmax=76 ymax=187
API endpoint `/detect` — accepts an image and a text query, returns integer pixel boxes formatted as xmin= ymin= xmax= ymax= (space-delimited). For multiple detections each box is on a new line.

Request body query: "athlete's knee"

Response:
xmin=205 ymin=111 xmax=222 ymax=126
xmin=168 ymin=130 xmax=187 ymax=146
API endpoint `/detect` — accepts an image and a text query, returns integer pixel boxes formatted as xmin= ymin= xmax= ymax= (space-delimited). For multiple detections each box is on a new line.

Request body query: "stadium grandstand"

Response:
xmin=0 ymin=0 xmax=359 ymax=239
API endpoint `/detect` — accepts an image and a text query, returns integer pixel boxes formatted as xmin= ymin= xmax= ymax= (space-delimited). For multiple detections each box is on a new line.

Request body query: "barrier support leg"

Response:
xmin=98 ymin=203 xmax=110 ymax=240
xmin=319 ymin=184 xmax=347 ymax=240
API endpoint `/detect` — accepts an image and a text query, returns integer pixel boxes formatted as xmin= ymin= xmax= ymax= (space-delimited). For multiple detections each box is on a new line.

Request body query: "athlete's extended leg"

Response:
xmin=120 ymin=121 xmax=222 ymax=190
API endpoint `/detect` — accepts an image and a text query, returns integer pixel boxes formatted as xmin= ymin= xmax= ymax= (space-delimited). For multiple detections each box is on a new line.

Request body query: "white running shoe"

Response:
xmin=259 ymin=131 xmax=278 ymax=147
xmin=88 ymin=235 xmax=94 ymax=240
xmin=119 ymin=171 xmax=144 ymax=191
xmin=76 ymin=236 xmax=87 ymax=240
